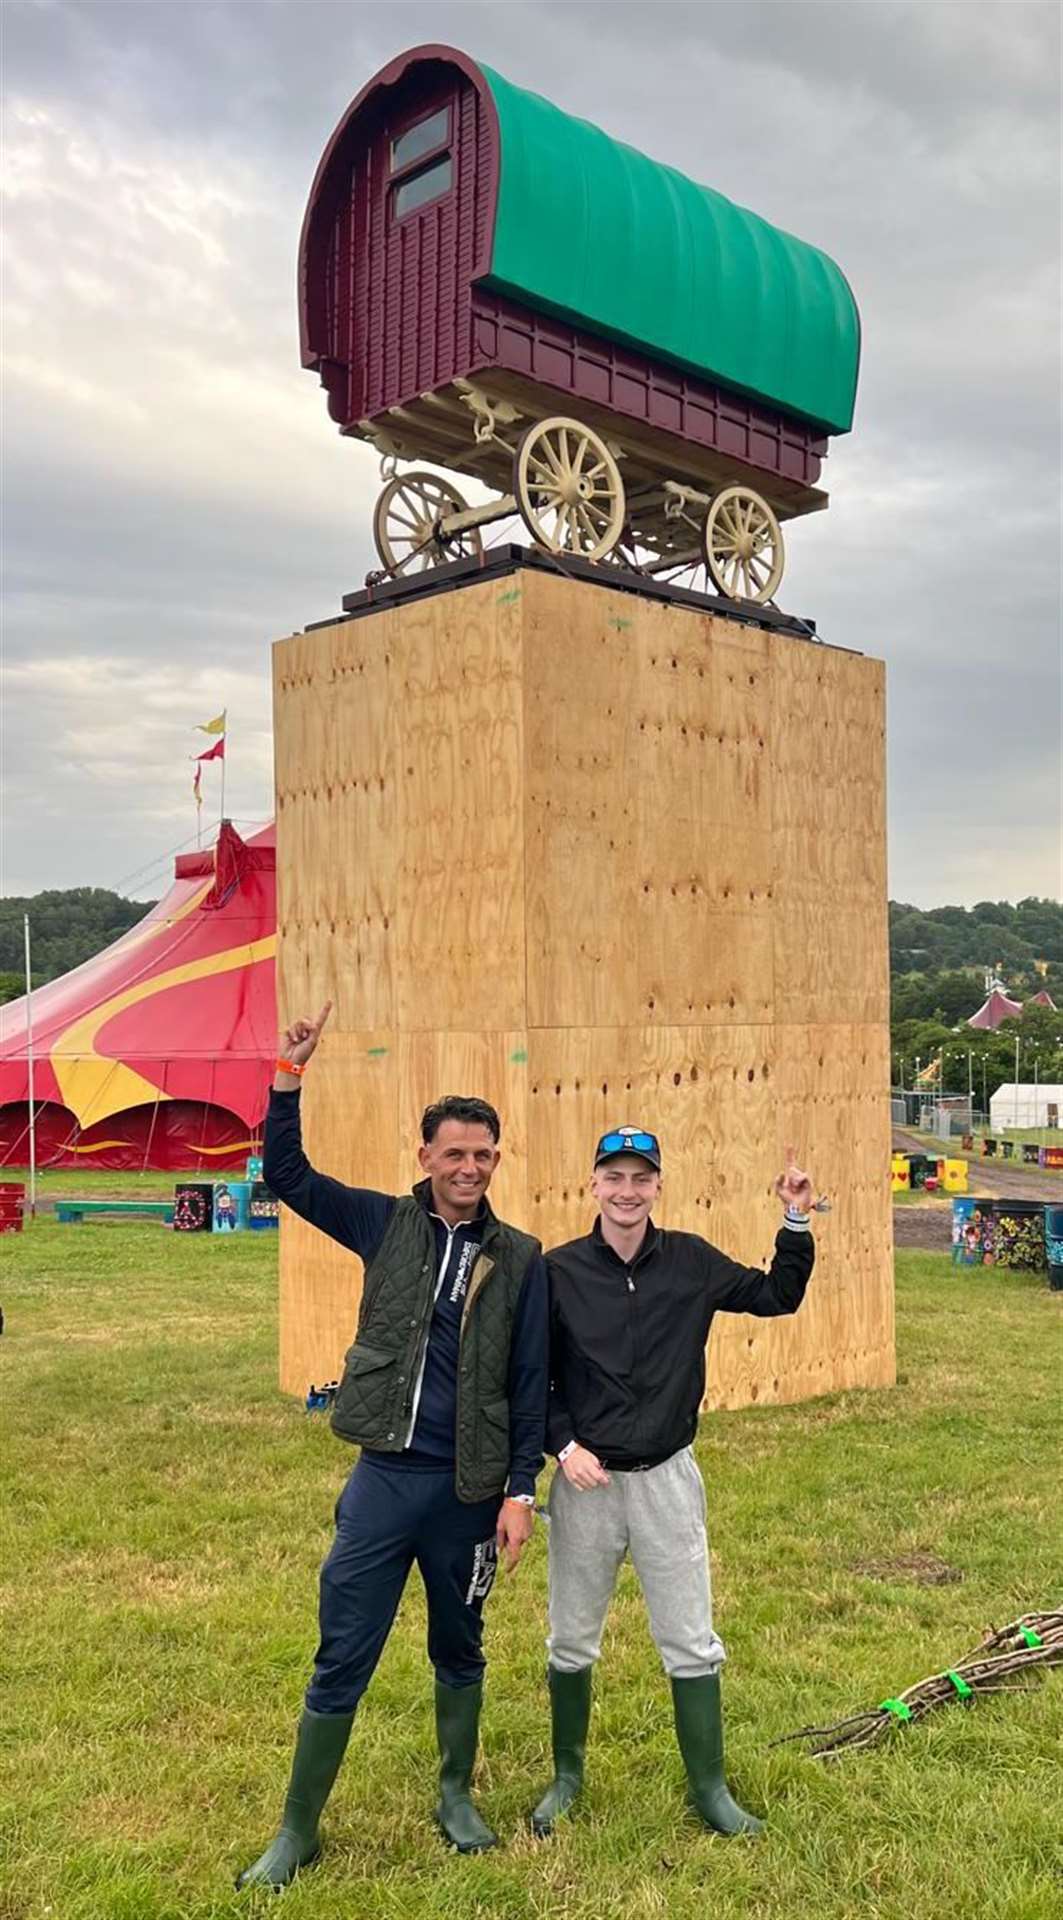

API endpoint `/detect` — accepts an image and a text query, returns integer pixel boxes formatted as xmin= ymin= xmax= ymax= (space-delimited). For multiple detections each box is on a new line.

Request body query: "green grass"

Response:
xmin=2 ymin=1165 xmax=218 ymax=1200
xmin=2 ymin=1223 xmax=1061 ymax=1920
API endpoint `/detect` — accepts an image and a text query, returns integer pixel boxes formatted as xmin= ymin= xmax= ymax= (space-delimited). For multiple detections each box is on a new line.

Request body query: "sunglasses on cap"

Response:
xmin=594 ymin=1128 xmax=662 ymax=1170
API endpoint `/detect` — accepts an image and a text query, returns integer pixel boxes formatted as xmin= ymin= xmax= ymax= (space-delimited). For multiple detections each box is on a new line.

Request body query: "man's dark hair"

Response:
xmin=420 ymin=1095 xmax=501 ymax=1144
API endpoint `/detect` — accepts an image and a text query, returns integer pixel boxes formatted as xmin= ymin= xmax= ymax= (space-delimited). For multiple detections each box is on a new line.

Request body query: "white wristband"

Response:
xmin=558 ymin=1440 xmax=578 ymax=1463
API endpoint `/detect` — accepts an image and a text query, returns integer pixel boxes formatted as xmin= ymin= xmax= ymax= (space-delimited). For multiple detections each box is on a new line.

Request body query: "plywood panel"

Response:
xmin=273 ymin=617 xmax=399 ymax=1031
xmin=769 ymin=634 xmax=888 ymax=1030
xmin=395 ymin=581 xmax=526 ymax=1031
xmin=709 ymin=1021 xmax=894 ymax=1413
xmin=633 ymin=606 xmax=774 ymax=1026
xmin=523 ymin=571 xmax=638 ymax=1030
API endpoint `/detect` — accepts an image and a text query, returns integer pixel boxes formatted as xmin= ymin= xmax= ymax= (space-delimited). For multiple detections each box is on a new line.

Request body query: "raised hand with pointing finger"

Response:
xmin=275 ymin=1002 xmax=333 ymax=1085
xmin=774 ymin=1144 xmax=816 ymax=1217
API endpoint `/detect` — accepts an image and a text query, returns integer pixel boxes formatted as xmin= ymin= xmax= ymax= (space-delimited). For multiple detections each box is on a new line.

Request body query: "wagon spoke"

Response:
xmin=530 ymin=455 xmax=560 ymax=486
xmin=577 ymin=502 xmax=599 ymax=546
xmin=541 ymin=442 xmax=565 ymax=483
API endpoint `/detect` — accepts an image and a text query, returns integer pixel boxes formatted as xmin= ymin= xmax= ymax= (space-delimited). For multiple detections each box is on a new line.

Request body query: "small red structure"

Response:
xmin=0 ymin=824 xmax=276 ymax=1171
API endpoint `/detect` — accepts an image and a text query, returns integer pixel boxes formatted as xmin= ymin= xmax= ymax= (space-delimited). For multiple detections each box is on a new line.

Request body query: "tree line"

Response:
xmin=889 ymin=899 xmax=1063 ymax=1107
xmin=0 ymin=889 xmax=157 ymax=1003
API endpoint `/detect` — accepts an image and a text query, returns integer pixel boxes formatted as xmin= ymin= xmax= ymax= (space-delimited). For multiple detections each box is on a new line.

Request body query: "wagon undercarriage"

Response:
xmin=360 ymin=380 xmax=821 ymax=606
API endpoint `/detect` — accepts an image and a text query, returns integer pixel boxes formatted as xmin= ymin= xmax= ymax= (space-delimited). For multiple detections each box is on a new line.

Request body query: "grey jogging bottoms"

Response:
xmin=546 ymin=1446 xmax=726 ymax=1679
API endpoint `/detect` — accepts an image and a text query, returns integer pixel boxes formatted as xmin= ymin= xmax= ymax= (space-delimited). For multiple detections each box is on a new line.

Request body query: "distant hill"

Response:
xmin=890 ymin=898 xmax=1062 ymax=981
xmin=0 ymin=889 xmax=156 ymax=997
xmin=886 ymin=900 xmax=1063 ymax=1104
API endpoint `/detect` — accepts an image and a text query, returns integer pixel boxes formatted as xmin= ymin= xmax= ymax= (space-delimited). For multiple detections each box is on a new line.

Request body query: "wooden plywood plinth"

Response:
xmin=274 ymin=567 xmax=892 ymax=1408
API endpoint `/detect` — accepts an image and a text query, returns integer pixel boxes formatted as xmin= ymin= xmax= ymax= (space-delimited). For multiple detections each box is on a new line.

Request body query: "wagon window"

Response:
xmin=393 ymin=155 xmax=453 ymax=219
xmin=390 ymin=107 xmax=449 ymax=174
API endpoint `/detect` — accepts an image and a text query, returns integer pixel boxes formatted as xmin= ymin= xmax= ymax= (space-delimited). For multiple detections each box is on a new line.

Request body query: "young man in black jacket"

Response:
xmin=531 ymin=1126 xmax=817 ymax=1840
xmin=237 ymin=1004 xmax=548 ymax=1888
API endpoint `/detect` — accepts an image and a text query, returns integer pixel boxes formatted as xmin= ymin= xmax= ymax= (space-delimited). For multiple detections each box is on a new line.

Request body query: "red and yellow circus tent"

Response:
xmin=0 ymin=822 xmax=276 ymax=1171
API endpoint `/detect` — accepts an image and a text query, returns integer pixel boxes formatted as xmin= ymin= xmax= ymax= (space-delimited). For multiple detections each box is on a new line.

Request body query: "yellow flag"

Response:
xmin=196 ymin=711 xmax=226 ymax=735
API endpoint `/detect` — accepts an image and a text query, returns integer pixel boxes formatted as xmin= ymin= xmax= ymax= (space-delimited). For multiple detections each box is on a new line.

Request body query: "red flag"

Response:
xmin=195 ymin=737 xmax=226 ymax=763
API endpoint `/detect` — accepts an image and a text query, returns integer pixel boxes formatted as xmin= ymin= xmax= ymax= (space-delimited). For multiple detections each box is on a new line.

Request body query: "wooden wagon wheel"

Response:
xmin=704 ymin=486 xmax=784 ymax=603
xmin=372 ymin=472 xmax=483 ymax=576
xmin=514 ymin=417 xmax=626 ymax=561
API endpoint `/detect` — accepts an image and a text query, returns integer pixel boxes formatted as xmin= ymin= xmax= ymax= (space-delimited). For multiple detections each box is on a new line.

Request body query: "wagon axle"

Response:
xmin=369 ymin=409 xmax=786 ymax=605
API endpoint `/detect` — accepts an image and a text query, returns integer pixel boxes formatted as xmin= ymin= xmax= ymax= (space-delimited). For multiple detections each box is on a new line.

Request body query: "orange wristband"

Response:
xmin=276 ymin=1058 xmax=306 ymax=1077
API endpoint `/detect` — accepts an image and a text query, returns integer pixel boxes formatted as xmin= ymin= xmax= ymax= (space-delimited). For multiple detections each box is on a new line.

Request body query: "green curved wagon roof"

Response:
xmin=478 ymin=63 xmax=860 ymax=435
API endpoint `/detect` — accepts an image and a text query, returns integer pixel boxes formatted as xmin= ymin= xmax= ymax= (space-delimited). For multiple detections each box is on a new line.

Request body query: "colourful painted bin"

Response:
xmin=891 ymin=1153 xmax=911 ymax=1193
xmin=951 ymin=1196 xmax=994 ymax=1266
xmin=943 ymin=1159 xmax=969 ymax=1194
xmin=992 ymin=1201 xmax=1046 ymax=1272
xmin=1044 ymin=1206 xmax=1063 ymax=1292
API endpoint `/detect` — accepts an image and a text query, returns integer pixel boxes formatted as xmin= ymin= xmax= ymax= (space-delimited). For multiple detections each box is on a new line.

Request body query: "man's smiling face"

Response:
xmin=419 ymin=1119 xmax=500 ymax=1222
xmin=591 ymin=1153 xmax=662 ymax=1232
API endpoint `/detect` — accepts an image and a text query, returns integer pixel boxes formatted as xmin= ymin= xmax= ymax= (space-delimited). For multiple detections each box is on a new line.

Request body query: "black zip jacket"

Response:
xmin=547 ymin=1217 xmax=814 ymax=1467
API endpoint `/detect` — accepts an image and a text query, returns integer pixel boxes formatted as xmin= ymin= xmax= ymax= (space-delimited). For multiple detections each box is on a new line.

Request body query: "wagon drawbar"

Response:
xmin=299 ymin=45 xmax=861 ymax=606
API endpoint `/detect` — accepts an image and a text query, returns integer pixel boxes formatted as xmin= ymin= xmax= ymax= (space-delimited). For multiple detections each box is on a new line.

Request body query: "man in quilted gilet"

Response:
xmin=237 ymin=1003 xmax=547 ymax=1889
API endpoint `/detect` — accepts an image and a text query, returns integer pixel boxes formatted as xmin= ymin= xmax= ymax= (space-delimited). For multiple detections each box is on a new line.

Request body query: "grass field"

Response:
xmin=2 ymin=1166 xmax=209 ymax=1201
xmin=2 ymin=1222 xmax=1061 ymax=1920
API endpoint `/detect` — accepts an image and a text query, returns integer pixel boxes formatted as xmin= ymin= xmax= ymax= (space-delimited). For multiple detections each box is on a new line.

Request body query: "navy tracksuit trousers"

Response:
xmin=305 ymin=1459 xmax=503 ymax=1716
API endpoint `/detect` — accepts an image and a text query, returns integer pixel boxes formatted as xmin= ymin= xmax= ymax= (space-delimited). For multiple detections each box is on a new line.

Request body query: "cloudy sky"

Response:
xmin=3 ymin=0 xmax=1060 ymax=907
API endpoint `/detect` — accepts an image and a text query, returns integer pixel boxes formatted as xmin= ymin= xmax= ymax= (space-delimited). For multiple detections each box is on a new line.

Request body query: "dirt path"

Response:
xmin=892 ymin=1130 xmax=1062 ymax=1203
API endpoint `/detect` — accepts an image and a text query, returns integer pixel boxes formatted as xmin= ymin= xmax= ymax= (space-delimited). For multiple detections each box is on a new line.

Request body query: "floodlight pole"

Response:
xmin=23 ymin=913 xmax=36 ymax=1218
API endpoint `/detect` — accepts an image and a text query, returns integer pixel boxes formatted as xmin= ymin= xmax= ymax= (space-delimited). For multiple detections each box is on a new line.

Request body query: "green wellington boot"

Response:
xmin=530 ymin=1665 xmax=593 ymax=1836
xmin=433 ymin=1679 xmax=498 ymax=1853
xmin=671 ymin=1674 xmax=764 ymax=1837
xmin=236 ymin=1706 xmax=356 ymax=1890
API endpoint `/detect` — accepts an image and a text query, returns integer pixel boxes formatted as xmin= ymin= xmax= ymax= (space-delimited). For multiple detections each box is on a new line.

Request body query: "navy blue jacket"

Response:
xmin=264 ymin=1090 xmax=547 ymax=1497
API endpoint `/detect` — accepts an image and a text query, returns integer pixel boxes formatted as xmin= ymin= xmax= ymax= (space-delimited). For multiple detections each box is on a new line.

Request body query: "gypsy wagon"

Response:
xmin=299 ymin=46 xmax=860 ymax=604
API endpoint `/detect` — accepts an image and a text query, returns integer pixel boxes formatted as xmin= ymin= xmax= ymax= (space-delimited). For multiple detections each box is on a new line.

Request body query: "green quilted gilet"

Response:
xmin=329 ymin=1183 xmax=539 ymax=1502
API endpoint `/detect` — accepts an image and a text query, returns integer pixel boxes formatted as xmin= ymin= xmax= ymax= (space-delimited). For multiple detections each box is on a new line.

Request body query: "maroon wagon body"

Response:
xmin=299 ymin=47 xmax=829 ymax=512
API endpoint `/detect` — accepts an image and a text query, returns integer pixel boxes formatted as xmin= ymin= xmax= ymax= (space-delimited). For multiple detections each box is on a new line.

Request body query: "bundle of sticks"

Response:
xmin=773 ymin=1610 xmax=1063 ymax=1758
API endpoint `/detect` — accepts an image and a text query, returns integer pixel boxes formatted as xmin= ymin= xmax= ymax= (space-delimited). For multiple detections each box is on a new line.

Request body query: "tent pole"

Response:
xmin=24 ymin=913 xmax=36 ymax=1218
xmin=220 ymin=710 xmax=228 ymax=828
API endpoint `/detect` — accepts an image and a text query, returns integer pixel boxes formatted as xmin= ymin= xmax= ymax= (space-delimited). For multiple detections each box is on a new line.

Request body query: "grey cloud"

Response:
xmin=2 ymin=0 xmax=1060 ymax=908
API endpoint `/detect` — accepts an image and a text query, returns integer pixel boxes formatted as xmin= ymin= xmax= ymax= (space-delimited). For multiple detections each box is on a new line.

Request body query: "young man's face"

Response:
xmin=419 ymin=1120 xmax=500 ymax=1218
xmin=591 ymin=1153 xmax=661 ymax=1231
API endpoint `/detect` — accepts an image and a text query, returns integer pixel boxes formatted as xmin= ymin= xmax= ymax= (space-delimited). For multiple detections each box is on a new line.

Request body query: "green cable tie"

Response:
xmin=1021 ymin=1627 xmax=1043 ymax=1649
xmin=879 ymin=1698 xmax=912 ymax=1722
xmin=946 ymin=1669 xmax=973 ymax=1700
